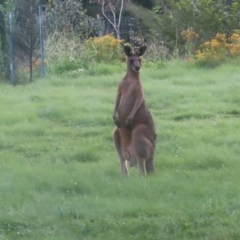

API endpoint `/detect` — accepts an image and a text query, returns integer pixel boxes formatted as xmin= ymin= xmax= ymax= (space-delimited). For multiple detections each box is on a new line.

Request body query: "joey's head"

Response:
xmin=123 ymin=45 xmax=147 ymax=73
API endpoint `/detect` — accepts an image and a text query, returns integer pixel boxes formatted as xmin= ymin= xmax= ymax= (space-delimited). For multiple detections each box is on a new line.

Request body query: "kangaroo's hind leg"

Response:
xmin=132 ymin=125 xmax=155 ymax=176
xmin=113 ymin=128 xmax=129 ymax=176
xmin=145 ymin=155 xmax=154 ymax=174
xmin=145 ymin=133 xmax=156 ymax=174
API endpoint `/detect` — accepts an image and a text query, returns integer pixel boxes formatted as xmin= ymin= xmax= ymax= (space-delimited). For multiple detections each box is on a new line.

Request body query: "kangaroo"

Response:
xmin=112 ymin=45 xmax=157 ymax=176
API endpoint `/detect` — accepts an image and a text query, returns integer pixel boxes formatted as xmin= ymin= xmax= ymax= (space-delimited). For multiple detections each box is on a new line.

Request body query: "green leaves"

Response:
xmin=154 ymin=0 xmax=240 ymax=53
xmin=45 ymin=0 xmax=87 ymax=34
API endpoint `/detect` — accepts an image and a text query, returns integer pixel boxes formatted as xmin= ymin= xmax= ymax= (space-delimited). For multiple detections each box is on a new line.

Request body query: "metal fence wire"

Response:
xmin=104 ymin=17 xmax=135 ymax=42
xmin=8 ymin=5 xmax=135 ymax=84
xmin=9 ymin=5 xmax=46 ymax=84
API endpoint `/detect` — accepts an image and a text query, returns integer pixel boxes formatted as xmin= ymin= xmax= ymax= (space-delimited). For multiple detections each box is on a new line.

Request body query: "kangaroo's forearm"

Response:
xmin=113 ymin=93 xmax=121 ymax=116
xmin=128 ymin=97 xmax=143 ymax=119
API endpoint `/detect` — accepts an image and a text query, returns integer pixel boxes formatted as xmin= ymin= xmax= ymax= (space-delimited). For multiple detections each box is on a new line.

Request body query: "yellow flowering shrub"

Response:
xmin=195 ymin=33 xmax=240 ymax=64
xmin=225 ymin=33 xmax=240 ymax=56
xmin=181 ymin=28 xmax=199 ymax=58
xmin=181 ymin=28 xmax=199 ymax=43
xmin=84 ymin=35 xmax=124 ymax=63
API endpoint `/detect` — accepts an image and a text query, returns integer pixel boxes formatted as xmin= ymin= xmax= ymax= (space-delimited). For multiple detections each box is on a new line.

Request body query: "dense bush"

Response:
xmin=181 ymin=28 xmax=199 ymax=57
xmin=154 ymin=0 xmax=240 ymax=54
xmin=84 ymin=35 xmax=124 ymax=63
xmin=45 ymin=32 xmax=85 ymax=74
xmin=46 ymin=0 xmax=87 ymax=34
xmin=45 ymin=33 xmax=125 ymax=74
xmin=195 ymin=33 xmax=240 ymax=66
xmin=0 ymin=37 xmax=7 ymax=82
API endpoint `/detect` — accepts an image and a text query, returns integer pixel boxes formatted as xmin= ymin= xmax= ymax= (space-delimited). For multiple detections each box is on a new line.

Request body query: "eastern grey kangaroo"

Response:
xmin=113 ymin=45 xmax=157 ymax=176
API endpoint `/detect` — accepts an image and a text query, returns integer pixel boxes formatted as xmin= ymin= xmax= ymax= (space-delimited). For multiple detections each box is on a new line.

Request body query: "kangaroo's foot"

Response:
xmin=113 ymin=128 xmax=129 ymax=176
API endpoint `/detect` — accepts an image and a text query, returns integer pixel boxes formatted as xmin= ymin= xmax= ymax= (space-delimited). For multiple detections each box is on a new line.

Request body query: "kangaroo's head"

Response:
xmin=123 ymin=45 xmax=147 ymax=73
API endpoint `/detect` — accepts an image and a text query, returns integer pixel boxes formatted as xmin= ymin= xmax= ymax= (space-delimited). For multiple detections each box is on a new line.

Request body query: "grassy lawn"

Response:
xmin=1 ymin=60 xmax=240 ymax=239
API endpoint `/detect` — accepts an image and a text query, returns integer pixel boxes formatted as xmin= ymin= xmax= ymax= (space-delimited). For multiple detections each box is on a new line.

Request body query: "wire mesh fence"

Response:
xmin=8 ymin=5 xmax=46 ymax=84
xmin=104 ymin=17 xmax=135 ymax=43
xmin=8 ymin=5 xmax=135 ymax=84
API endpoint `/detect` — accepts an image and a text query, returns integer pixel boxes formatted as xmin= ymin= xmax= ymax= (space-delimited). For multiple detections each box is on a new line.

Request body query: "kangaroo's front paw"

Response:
xmin=113 ymin=116 xmax=121 ymax=128
xmin=125 ymin=117 xmax=133 ymax=128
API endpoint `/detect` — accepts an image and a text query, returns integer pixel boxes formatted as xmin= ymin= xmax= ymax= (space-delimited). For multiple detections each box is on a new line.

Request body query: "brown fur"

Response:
xmin=112 ymin=45 xmax=157 ymax=176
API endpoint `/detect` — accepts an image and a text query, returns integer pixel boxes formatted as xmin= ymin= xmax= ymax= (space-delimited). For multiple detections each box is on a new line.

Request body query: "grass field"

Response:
xmin=1 ymin=59 xmax=240 ymax=240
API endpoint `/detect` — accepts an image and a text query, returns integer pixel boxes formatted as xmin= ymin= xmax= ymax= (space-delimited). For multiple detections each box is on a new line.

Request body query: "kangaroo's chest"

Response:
xmin=119 ymin=82 xmax=142 ymax=108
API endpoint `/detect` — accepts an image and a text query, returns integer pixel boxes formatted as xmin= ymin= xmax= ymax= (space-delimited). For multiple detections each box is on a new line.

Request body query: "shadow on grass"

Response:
xmin=174 ymin=113 xmax=214 ymax=121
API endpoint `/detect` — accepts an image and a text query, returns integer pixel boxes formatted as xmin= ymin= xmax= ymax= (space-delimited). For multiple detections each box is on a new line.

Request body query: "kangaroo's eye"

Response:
xmin=139 ymin=59 xmax=141 ymax=63
xmin=130 ymin=59 xmax=134 ymax=63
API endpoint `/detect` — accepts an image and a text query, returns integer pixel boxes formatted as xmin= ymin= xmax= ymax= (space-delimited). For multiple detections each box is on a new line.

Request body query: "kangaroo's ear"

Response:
xmin=136 ymin=45 xmax=147 ymax=57
xmin=123 ymin=45 xmax=133 ymax=57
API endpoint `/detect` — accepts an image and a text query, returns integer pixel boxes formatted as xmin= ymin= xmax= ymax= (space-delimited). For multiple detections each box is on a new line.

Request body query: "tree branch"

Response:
xmin=109 ymin=2 xmax=116 ymax=29
xmin=117 ymin=0 xmax=124 ymax=29
xmin=101 ymin=0 xmax=121 ymax=37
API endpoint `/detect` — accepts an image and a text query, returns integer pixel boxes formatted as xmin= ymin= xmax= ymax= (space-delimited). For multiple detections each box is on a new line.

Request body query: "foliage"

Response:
xmin=13 ymin=0 xmax=41 ymax=82
xmin=45 ymin=33 xmax=124 ymax=74
xmin=84 ymin=34 xmax=124 ymax=63
xmin=130 ymin=36 xmax=169 ymax=64
xmin=0 ymin=4 xmax=6 ymax=51
xmin=0 ymin=0 xmax=17 ymax=82
xmin=154 ymin=0 xmax=240 ymax=53
xmin=46 ymin=0 xmax=98 ymax=37
xmin=181 ymin=28 xmax=199 ymax=57
xmin=0 ymin=36 xmax=8 ymax=81
xmin=0 ymin=0 xmax=16 ymax=28
xmin=45 ymin=32 xmax=86 ymax=74
xmin=131 ymin=0 xmax=154 ymax=9
xmin=195 ymin=33 xmax=240 ymax=66
xmin=125 ymin=1 xmax=160 ymax=43
xmin=97 ymin=0 xmax=124 ymax=39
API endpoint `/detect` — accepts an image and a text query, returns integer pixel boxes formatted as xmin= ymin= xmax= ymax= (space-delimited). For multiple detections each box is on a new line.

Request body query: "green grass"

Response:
xmin=1 ymin=59 xmax=240 ymax=239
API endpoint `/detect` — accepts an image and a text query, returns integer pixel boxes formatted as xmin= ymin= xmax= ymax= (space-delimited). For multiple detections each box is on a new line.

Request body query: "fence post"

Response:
xmin=39 ymin=5 xmax=45 ymax=78
xmin=9 ymin=12 xmax=14 ymax=85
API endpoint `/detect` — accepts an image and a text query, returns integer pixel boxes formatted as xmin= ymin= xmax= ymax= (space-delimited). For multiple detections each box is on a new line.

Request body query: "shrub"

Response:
xmin=195 ymin=33 xmax=240 ymax=66
xmin=45 ymin=0 xmax=87 ymax=34
xmin=154 ymin=0 xmax=240 ymax=54
xmin=84 ymin=35 xmax=124 ymax=63
xmin=45 ymin=33 xmax=125 ymax=75
xmin=129 ymin=36 xmax=169 ymax=63
xmin=45 ymin=32 xmax=86 ymax=73
xmin=0 ymin=37 xmax=8 ymax=82
xmin=226 ymin=33 xmax=240 ymax=57
xmin=181 ymin=28 xmax=199 ymax=57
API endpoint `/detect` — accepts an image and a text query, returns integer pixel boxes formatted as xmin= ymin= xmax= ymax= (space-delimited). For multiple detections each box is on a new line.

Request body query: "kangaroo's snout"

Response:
xmin=130 ymin=58 xmax=141 ymax=72
xmin=135 ymin=66 xmax=140 ymax=72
